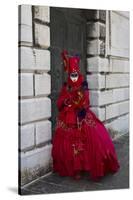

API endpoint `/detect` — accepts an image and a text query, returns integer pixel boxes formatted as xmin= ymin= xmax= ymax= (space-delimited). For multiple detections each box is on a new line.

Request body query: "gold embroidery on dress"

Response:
xmin=56 ymin=111 xmax=96 ymax=131
xmin=72 ymin=144 xmax=84 ymax=156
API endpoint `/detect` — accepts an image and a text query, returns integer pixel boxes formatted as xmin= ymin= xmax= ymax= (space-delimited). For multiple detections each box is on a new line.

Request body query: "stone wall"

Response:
xmin=19 ymin=5 xmax=52 ymax=186
xmin=86 ymin=10 xmax=129 ymax=138
xmin=19 ymin=6 xmax=129 ymax=187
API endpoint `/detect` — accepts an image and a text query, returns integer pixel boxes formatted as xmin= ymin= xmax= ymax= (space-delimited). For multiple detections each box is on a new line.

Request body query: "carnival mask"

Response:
xmin=70 ymin=72 xmax=79 ymax=82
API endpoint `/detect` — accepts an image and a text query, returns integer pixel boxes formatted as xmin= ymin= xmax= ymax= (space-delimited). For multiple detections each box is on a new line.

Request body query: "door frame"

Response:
xmin=50 ymin=7 xmax=88 ymax=135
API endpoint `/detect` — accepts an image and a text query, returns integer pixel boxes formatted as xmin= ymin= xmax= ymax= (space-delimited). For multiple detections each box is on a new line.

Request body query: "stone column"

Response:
xmin=86 ymin=10 xmax=129 ymax=138
xmin=86 ymin=10 xmax=107 ymax=122
xmin=19 ymin=5 xmax=52 ymax=186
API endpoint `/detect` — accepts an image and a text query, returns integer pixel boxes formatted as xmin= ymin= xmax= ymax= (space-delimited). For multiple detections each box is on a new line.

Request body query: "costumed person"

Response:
xmin=51 ymin=50 xmax=120 ymax=181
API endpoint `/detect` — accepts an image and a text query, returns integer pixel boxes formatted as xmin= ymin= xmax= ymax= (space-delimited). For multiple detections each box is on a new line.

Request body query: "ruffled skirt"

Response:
xmin=51 ymin=109 xmax=120 ymax=181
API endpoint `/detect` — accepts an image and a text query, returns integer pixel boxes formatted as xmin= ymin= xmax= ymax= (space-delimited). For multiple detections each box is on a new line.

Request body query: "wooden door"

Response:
xmin=50 ymin=7 xmax=87 ymax=134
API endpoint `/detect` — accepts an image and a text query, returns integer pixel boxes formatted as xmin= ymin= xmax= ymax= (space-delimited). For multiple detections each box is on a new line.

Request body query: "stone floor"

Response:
xmin=20 ymin=133 xmax=129 ymax=195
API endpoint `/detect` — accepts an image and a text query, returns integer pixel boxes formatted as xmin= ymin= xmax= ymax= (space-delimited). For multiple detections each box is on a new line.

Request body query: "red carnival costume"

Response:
xmin=51 ymin=50 xmax=120 ymax=181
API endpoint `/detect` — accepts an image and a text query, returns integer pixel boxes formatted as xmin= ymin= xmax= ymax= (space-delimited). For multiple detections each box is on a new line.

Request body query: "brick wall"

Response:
xmin=86 ymin=10 xmax=129 ymax=138
xmin=19 ymin=5 xmax=52 ymax=186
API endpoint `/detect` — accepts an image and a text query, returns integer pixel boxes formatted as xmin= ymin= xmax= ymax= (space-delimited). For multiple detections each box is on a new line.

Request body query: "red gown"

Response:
xmin=51 ymin=78 xmax=120 ymax=181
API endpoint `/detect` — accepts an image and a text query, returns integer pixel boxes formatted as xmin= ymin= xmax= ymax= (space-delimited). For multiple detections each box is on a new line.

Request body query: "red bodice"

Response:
xmin=56 ymin=80 xmax=90 ymax=125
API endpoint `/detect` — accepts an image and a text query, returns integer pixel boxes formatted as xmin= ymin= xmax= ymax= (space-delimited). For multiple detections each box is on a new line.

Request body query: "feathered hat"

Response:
xmin=61 ymin=50 xmax=80 ymax=74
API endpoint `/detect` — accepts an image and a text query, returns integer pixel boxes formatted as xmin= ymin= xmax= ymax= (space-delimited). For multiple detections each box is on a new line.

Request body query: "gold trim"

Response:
xmin=56 ymin=111 xmax=96 ymax=131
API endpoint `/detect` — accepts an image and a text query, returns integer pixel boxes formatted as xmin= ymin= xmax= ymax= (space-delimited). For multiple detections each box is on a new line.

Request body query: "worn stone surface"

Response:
xmin=87 ymin=39 xmax=105 ymax=56
xmin=20 ymin=124 xmax=35 ymax=151
xmin=87 ymin=74 xmax=105 ymax=89
xmin=89 ymin=90 xmax=100 ymax=106
xmin=19 ymin=5 xmax=33 ymax=44
xmin=87 ymin=22 xmax=105 ymax=38
xmin=89 ymin=88 xmax=129 ymax=107
xmin=20 ymin=97 xmax=51 ymax=124
xmin=20 ymin=73 xmax=33 ymax=97
xmin=112 ymin=88 xmax=129 ymax=103
xmin=116 ymin=11 xmax=129 ymax=18
xmin=20 ymin=47 xmax=50 ymax=71
xmin=20 ymin=47 xmax=34 ymax=70
xmin=34 ymin=23 xmax=50 ymax=48
xmin=20 ymin=144 xmax=52 ymax=186
xmin=110 ymin=58 xmax=129 ymax=73
xmin=84 ymin=10 xmax=106 ymax=22
xmin=19 ymin=5 xmax=51 ymax=190
xmin=87 ymin=39 xmax=100 ymax=55
xmin=35 ymin=120 xmax=52 ymax=145
xmin=105 ymin=114 xmax=129 ymax=135
xmin=108 ymin=11 xmax=129 ymax=58
xmin=90 ymin=106 xmax=105 ymax=121
xmin=106 ymin=74 xmax=129 ymax=89
xmin=19 ymin=24 xmax=33 ymax=44
xmin=34 ymin=49 xmax=50 ymax=72
xmin=19 ymin=5 xmax=32 ymax=26
xmin=35 ymin=73 xmax=51 ymax=96
xmin=34 ymin=6 xmax=50 ymax=23
xmin=87 ymin=56 xmax=109 ymax=72
xmin=106 ymin=100 xmax=129 ymax=120
xmin=87 ymin=22 xmax=99 ymax=38
xmin=20 ymin=134 xmax=129 ymax=195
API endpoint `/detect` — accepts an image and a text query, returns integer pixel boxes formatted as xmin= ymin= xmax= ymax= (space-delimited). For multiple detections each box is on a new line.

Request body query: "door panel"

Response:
xmin=50 ymin=7 xmax=87 ymax=133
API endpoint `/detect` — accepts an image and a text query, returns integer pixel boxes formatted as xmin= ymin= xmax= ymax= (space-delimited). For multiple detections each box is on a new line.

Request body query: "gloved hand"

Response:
xmin=64 ymin=97 xmax=72 ymax=107
xmin=77 ymin=108 xmax=86 ymax=120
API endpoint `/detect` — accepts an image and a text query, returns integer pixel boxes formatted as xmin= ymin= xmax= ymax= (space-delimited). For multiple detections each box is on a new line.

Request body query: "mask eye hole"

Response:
xmin=70 ymin=72 xmax=78 ymax=78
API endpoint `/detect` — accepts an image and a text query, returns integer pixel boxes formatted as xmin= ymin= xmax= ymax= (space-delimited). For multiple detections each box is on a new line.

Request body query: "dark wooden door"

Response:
xmin=50 ymin=7 xmax=87 ymax=134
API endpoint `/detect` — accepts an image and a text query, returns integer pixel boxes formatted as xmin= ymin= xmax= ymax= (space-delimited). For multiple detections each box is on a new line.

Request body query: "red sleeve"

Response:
xmin=72 ymin=87 xmax=90 ymax=109
xmin=81 ymin=80 xmax=90 ymax=108
xmin=83 ymin=89 xmax=90 ymax=107
xmin=56 ymin=84 xmax=70 ymax=111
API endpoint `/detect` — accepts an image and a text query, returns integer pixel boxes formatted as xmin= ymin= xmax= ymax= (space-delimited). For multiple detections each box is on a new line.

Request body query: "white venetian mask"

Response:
xmin=70 ymin=72 xmax=79 ymax=82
